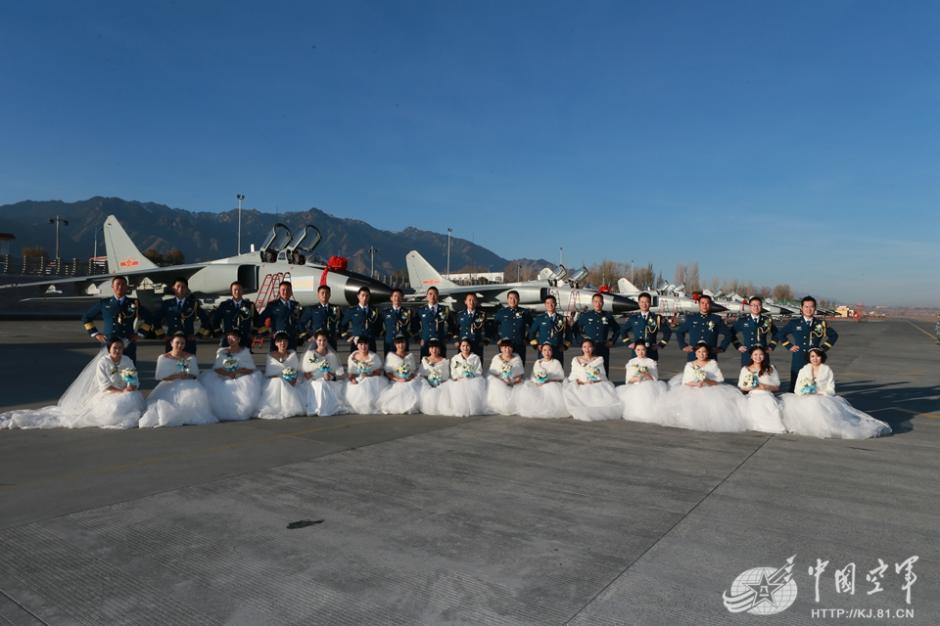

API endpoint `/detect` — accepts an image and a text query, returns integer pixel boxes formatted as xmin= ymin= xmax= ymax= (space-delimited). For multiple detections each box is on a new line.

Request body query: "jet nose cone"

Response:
xmin=711 ymin=302 xmax=728 ymax=313
xmin=343 ymin=273 xmax=393 ymax=304
xmin=611 ymin=296 xmax=638 ymax=314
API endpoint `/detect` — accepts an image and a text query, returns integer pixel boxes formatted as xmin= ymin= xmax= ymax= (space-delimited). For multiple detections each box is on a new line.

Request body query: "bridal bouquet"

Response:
xmin=690 ymin=365 xmax=707 ymax=383
xmin=533 ymin=367 xmax=548 ymax=384
xmin=584 ymin=365 xmax=601 ymax=383
xmin=120 ymin=367 xmax=139 ymax=388
xmin=222 ymin=354 xmax=239 ymax=373
xmin=281 ymin=367 xmax=298 ymax=384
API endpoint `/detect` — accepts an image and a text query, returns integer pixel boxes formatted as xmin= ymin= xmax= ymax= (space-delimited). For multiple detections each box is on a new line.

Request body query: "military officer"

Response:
xmin=381 ymin=288 xmax=412 ymax=355
xmin=674 ymin=294 xmax=732 ymax=361
xmin=413 ymin=286 xmax=453 ymax=357
xmin=298 ymin=284 xmax=340 ymax=349
xmin=492 ymin=290 xmax=532 ymax=365
xmin=81 ymin=275 xmax=152 ymax=363
xmin=572 ymin=292 xmax=620 ymax=374
xmin=620 ymin=292 xmax=672 ymax=361
xmin=211 ymin=280 xmax=256 ymax=348
xmin=340 ymin=286 xmax=381 ymax=352
xmin=731 ymin=296 xmax=777 ymax=366
xmin=258 ymin=281 xmax=304 ymax=350
xmin=153 ymin=277 xmax=211 ymax=354
xmin=456 ymin=293 xmax=487 ymax=359
xmin=776 ymin=295 xmax=839 ymax=392
xmin=528 ymin=294 xmax=571 ymax=364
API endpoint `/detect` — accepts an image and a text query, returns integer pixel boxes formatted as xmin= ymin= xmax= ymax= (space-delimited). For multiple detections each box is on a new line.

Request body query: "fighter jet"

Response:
xmin=616 ymin=278 xmax=727 ymax=315
xmin=0 ymin=215 xmax=391 ymax=315
xmin=405 ymin=250 xmax=637 ymax=314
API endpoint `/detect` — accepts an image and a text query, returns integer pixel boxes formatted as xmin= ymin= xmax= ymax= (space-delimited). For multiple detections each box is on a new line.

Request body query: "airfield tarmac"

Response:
xmin=0 ymin=319 xmax=938 ymax=625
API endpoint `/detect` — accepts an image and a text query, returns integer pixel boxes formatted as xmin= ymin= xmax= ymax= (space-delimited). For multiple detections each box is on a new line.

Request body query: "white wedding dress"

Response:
xmin=439 ymin=353 xmax=488 ymax=417
xmin=737 ymin=365 xmax=786 ymax=433
xmin=617 ymin=356 xmax=668 ymax=423
xmin=345 ymin=352 xmax=388 ymax=414
xmin=513 ymin=358 xmax=568 ymax=419
xmin=140 ymin=354 xmax=217 ymax=428
xmin=485 ymin=354 xmax=525 ymax=415
xmin=378 ymin=352 xmax=425 ymax=414
xmin=1 ymin=349 xmax=145 ymax=430
xmin=199 ymin=347 xmax=262 ymax=421
xmin=418 ymin=357 xmax=450 ymax=415
xmin=257 ymin=351 xmax=306 ymax=420
xmin=780 ymin=364 xmax=891 ymax=439
xmin=563 ymin=356 xmax=622 ymax=421
xmin=298 ymin=348 xmax=349 ymax=416
xmin=660 ymin=360 xmax=749 ymax=432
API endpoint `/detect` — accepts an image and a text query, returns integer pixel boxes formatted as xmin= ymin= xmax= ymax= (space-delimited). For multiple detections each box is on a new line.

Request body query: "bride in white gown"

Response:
xmin=780 ymin=347 xmax=891 ymax=439
xmin=417 ymin=338 xmax=450 ymax=415
xmin=617 ymin=342 xmax=668 ymax=423
xmin=378 ymin=335 xmax=424 ymax=414
xmin=140 ymin=333 xmax=217 ymax=428
xmin=1 ymin=337 xmax=145 ymax=430
xmin=299 ymin=331 xmax=349 ymax=416
xmin=514 ymin=343 xmax=568 ymax=418
xmin=660 ymin=342 xmax=749 ymax=432
xmin=439 ymin=338 xmax=488 ymax=417
xmin=485 ymin=338 xmax=525 ymax=415
xmin=256 ymin=331 xmax=306 ymax=420
xmin=199 ymin=330 xmax=262 ymax=421
xmin=736 ymin=345 xmax=786 ymax=433
xmin=345 ymin=337 xmax=388 ymax=414
xmin=563 ymin=339 xmax=622 ymax=421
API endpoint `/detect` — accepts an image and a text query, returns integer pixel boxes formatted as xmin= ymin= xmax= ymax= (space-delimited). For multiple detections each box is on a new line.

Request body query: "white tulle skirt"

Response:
xmin=486 ymin=377 xmax=519 ymax=415
xmin=741 ymin=390 xmax=786 ymax=433
xmin=563 ymin=381 xmax=622 ymax=421
xmin=660 ymin=384 xmax=749 ymax=432
xmin=379 ymin=378 xmax=426 ymax=414
xmin=256 ymin=378 xmax=306 ymax=420
xmin=199 ymin=371 xmax=263 ymax=422
xmin=439 ymin=377 xmax=489 ymax=417
xmin=71 ymin=390 xmax=146 ymax=429
xmin=300 ymin=379 xmax=350 ymax=416
xmin=617 ymin=380 xmax=668 ymax=423
xmin=140 ymin=379 xmax=218 ymax=428
xmin=419 ymin=380 xmax=450 ymax=415
xmin=513 ymin=381 xmax=569 ymax=419
xmin=780 ymin=394 xmax=891 ymax=439
xmin=345 ymin=376 xmax=389 ymax=414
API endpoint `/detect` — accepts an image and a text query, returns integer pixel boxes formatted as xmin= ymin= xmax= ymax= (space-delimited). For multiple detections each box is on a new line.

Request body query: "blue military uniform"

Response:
xmin=528 ymin=312 xmax=571 ymax=364
xmin=620 ymin=312 xmax=672 ymax=361
xmin=211 ymin=297 xmax=256 ymax=348
xmin=340 ymin=304 xmax=381 ymax=352
xmin=81 ymin=296 xmax=151 ymax=363
xmin=298 ymin=302 xmax=341 ymax=349
xmin=732 ymin=313 xmax=778 ymax=366
xmin=258 ymin=298 xmax=304 ymax=350
xmin=413 ymin=303 xmax=453 ymax=357
xmin=456 ymin=308 xmax=487 ymax=359
xmin=492 ymin=305 xmax=532 ymax=364
xmin=572 ymin=310 xmax=620 ymax=374
xmin=381 ymin=306 xmax=412 ymax=355
xmin=776 ymin=316 xmax=839 ymax=392
xmin=675 ymin=312 xmax=733 ymax=361
xmin=154 ymin=295 xmax=211 ymax=354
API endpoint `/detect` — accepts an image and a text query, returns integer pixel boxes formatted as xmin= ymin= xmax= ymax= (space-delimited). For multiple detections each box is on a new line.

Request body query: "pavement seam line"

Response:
xmin=903 ymin=319 xmax=937 ymax=342
xmin=0 ymin=587 xmax=51 ymax=626
xmin=562 ymin=433 xmax=775 ymax=626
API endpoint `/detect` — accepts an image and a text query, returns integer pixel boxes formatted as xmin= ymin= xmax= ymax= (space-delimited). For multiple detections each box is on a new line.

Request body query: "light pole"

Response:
xmin=49 ymin=216 xmax=68 ymax=261
xmin=369 ymin=246 xmax=377 ymax=278
xmin=517 ymin=264 xmax=521 ymax=282
xmin=446 ymin=228 xmax=453 ymax=277
xmin=559 ymin=247 xmax=564 ymax=267
xmin=630 ymin=259 xmax=635 ymax=285
xmin=236 ymin=194 xmax=245 ymax=254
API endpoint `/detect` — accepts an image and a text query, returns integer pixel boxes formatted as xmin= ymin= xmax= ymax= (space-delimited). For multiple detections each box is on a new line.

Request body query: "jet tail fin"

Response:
xmin=617 ymin=277 xmax=641 ymax=294
xmin=104 ymin=215 xmax=157 ymax=273
xmin=406 ymin=250 xmax=457 ymax=290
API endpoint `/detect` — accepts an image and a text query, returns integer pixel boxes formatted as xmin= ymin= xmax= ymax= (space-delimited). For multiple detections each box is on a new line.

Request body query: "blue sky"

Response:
xmin=1 ymin=1 xmax=938 ymax=306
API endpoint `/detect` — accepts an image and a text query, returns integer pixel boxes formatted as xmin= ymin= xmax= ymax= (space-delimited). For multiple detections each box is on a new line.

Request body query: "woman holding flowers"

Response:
xmin=256 ymin=330 xmax=306 ymax=419
xmin=563 ymin=338 xmax=621 ymax=421
xmin=200 ymin=329 xmax=262 ymax=421
xmin=617 ymin=341 xmax=668 ymax=423
xmin=485 ymin=337 xmax=525 ymax=415
xmin=736 ymin=345 xmax=785 ymax=433
xmin=780 ymin=347 xmax=890 ymax=438
xmin=417 ymin=338 xmax=450 ymax=415
xmin=440 ymin=337 xmax=487 ymax=417
xmin=345 ymin=335 xmax=387 ymax=414
xmin=140 ymin=331 xmax=216 ymax=428
xmin=661 ymin=341 xmax=748 ymax=432
xmin=514 ymin=342 xmax=568 ymax=418
xmin=300 ymin=330 xmax=349 ymax=416
xmin=378 ymin=334 xmax=424 ymax=414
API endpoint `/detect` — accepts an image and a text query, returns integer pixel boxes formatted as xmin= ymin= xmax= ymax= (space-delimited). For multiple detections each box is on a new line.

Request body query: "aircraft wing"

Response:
xmin=0 ymin=263 xmax=209 ymax=293
xmin=404 ymin=284 xmax=507 ymax=307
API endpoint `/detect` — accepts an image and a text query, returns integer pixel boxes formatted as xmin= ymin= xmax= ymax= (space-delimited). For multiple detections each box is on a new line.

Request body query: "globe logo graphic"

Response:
xmin=723 ymin=556 xmax=798 ymax=616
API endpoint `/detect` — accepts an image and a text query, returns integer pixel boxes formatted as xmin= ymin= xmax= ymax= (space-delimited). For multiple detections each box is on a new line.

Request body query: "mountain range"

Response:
xmin=0 ymin=197 xmax=550 ymax=279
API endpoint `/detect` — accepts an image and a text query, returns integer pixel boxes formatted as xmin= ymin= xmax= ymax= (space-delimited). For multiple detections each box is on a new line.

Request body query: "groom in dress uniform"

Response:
xmin=258 ymin=281 xmax=304 ymax=350
xmin=413 ymin=286 xmax=453 ymax=357
xmin=731 ymin=296 xmax=778 ymax=366
xmin=212 ymin=280 xmax=257 ymax=348
xmin=340 ymin=286 xmax=381 ymax=353
xmin=81 ymin=275 xmax=152 ymax=364
xmin=298 ymin=284 xmax=340 ymax=350
xmin=153 ymin=277 xmax=212 ymax=354
xmin=455 ymin=293 xmax=487 ymax=360
xmin=775 ymin=295 xmax=839 ymax=392
xmin=620 ymin=292 xmax=672 ymax=361
xmin=528 ymin=294 xmax=571 ymax=364
xmin=492 ymin=290 xmax=532 ymax=365
xmin=674 ymin=294 xmax=732 ymax=361
xmin=572 ymin=293 xmax=620 ymax=375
